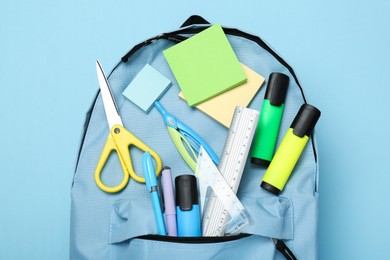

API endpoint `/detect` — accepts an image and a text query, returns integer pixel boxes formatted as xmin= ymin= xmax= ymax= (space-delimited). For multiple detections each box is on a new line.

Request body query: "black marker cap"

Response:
xmin=251 ymin=157 xmax=271 ymax=167
xmin=290 ymin=104 xmax=321 ymax=137
xmin=260 ymin=181 xmax=281 ymax=195
xmin=264 ymin=73 xmax=290 ymax=106
xmin=175 ymin=175 xmax=198 ymax=211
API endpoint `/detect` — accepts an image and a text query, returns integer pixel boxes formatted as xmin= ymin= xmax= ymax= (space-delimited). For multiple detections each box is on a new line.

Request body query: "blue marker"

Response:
xmin=142 ymin=152 xmax=167 ymax=236
xmin=175 ymin=175 xmax=201 ymax=237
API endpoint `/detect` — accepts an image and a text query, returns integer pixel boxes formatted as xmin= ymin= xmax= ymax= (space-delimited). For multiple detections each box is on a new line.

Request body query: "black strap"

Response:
xmin=180 ymin=15 xmax=210 ymax=28
xmin=273 ymin=238 xmax=297 ymax=260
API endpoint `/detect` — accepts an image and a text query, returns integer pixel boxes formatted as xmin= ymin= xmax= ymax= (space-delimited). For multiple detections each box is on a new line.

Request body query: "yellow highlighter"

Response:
xmin=261 ymin=104 xmax=321 ymax=195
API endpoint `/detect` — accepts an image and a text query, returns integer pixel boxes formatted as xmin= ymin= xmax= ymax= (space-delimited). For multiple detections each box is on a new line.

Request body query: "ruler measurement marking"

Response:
xmin=202 ymin=107 xmax=259 ymax=236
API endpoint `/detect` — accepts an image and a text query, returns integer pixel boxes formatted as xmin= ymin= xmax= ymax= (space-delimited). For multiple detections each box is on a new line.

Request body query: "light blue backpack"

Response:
xmin=70 ymin=16 xmax=319 ymax=260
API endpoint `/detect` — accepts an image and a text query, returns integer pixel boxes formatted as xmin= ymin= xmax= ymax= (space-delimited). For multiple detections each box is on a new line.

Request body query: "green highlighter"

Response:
xmin=251 ymin=73 xmax=289 ymax=167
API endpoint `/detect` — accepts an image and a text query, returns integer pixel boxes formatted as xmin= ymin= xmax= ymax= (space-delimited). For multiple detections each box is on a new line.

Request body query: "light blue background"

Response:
xmin=1 ymin=1 xmax=389 ymax=259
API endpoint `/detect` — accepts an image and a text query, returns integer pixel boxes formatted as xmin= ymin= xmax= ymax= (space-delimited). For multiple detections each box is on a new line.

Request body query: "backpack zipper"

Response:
xmin=136 ymin=233 xmax=251 ymax=244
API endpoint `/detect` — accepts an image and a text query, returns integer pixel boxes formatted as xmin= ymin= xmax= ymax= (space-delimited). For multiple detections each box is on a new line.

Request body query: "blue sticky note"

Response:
xmin=122 ymin=64 xmax=171 ymax=113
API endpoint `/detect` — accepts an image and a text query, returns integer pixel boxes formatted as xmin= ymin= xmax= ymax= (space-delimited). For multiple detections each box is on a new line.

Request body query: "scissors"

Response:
xmin=154 ymin=100 xmax=219 ymax=172
xmin=94 ymin=60 xmax=162 ymax=193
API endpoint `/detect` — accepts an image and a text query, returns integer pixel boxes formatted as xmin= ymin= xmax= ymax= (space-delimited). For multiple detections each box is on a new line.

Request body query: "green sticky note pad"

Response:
xmin=163 ymin=24 xmax=247 ymax=106
xmin=122 ymin=64 xmax=171 ymax=113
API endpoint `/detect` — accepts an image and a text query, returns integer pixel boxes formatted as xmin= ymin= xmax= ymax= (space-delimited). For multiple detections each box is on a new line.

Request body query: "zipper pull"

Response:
xmin=272 ymin=238 xmax=297 ymax=260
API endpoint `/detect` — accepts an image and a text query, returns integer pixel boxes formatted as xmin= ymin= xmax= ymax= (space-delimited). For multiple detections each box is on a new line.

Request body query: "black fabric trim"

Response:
xmin=121 ymin=33 xmax=188 ymax=63
xmin=136 ymin=233 xmax=251 ymax=244
xmin=181 ymin=15 xmax=210 ymax=28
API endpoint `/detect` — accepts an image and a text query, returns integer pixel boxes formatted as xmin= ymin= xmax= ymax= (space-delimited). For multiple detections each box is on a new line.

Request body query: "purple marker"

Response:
xmin=161 ymin=167 xmax=177 ymax=236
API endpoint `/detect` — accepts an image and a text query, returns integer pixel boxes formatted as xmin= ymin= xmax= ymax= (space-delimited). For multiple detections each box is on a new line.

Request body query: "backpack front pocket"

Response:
xmin=109 ymin=194 xmax=293 ymax=259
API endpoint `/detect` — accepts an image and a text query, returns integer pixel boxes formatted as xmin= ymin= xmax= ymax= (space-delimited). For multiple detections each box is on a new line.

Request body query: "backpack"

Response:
xmin=70 ymin=15 xmax=319 ymax=260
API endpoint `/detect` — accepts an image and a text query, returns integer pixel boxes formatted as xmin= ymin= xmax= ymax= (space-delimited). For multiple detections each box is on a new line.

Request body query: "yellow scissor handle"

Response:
xmin=94 ymin=133 xmax=129 ymax=193
xmin=95 ymin=124 xmax=162 ymax=193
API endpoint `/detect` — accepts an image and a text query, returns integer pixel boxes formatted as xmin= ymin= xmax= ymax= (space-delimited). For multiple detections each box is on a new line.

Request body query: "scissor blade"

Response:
xmin=96 ymin=60 xmax=123 ymax=129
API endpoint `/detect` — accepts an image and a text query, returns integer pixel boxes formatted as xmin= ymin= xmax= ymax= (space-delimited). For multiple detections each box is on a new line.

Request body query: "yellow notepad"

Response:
xmin=164 ymin=24 xmax=247 ymax=106
xmin=179 ymin=64 xmax=265 ymax=128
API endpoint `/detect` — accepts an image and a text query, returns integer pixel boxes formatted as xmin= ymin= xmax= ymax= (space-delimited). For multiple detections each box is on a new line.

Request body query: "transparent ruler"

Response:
xmin=196 ymin=147 xmax=254 ymax=236
xmin=201 ymin=106 xmax=259 ymax=236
